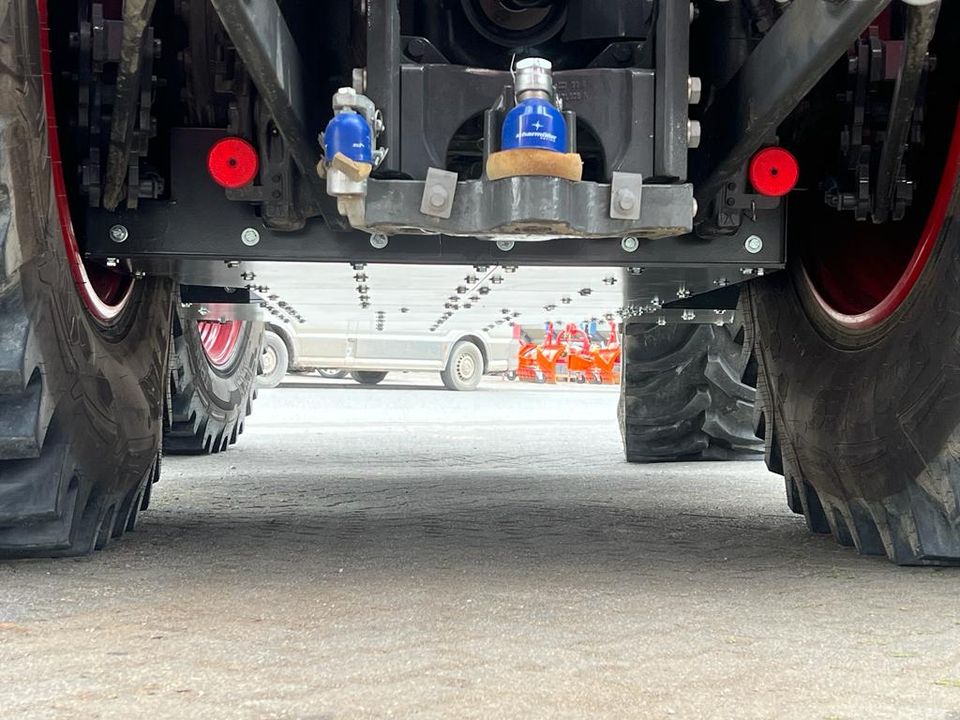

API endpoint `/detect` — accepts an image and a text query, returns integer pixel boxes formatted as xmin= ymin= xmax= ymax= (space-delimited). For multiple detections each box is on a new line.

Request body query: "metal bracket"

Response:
xmin=420 ymin=168 xmax=458 ymax=219
xmin=610 ymin=172 xmax=643 ymax=221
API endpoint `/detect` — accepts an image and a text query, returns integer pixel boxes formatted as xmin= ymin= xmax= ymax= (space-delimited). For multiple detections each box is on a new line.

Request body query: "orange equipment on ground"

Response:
xmin=592 ymin=325 xmax=621 ymax=384
xmin=514 ymin=323 xmax=621 ymax=385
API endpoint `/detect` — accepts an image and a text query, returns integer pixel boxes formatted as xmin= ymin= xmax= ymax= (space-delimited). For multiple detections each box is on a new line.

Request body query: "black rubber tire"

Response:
xmin=440 ymin=341 xmax=484 ymax=391
xmin=618 ymin=321 xmax=763 ymax=462
xmin=256 ymin=330 xmax=289 ymax=389
xmin=745 ymin=189 xmax=960 ymax=565
xmin=351 ymin=371 xmax=388 ymax=386
xmin=0 ymin=0 xmax=174 ymax=557
xmin=164 ymin=306 xmax=264 ymax=454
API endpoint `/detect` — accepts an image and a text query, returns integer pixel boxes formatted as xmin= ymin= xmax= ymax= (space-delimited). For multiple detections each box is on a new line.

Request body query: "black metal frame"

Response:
xmin=86 ymin=128 xmax=784 ymax=271
xmin=76 ymin=0 xmax=899 ymax=298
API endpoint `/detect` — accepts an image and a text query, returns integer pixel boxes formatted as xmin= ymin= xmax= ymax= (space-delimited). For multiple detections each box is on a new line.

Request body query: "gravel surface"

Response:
xmin=2 ymin=376 xmax=960 ymax=719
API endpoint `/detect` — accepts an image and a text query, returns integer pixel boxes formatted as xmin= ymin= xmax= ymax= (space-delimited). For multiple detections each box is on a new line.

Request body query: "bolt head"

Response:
xmin=241 ymin=227 xmax=261 ymax=246
xmin=744 ymin=234 xmax=764 ymax=254
xmin=616 ymin=189 xmax=636 ymax=212
xmin=496 ymin=240 xmax=515 ymax=252
xmin=370 ymin=233 xmax=389 ymax=249
xmin=621 ymin=236 xmax=639 ymax=253
xmin=428 ymin=185 xmax=448 ymax=209
xmin=109 ymin=224 xmax=128 ymax=243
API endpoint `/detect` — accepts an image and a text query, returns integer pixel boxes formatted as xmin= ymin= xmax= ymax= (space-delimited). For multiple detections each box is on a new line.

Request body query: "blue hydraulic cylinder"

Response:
xmin=500 ymin=98 xmax=567 ymax=153
xmin=324 ymin=110 xmax=373 ymax=163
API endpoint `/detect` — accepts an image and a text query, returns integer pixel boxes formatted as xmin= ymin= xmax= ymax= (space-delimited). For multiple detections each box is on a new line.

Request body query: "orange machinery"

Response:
xmin=516 ymin=323 xmax=621 ymax=384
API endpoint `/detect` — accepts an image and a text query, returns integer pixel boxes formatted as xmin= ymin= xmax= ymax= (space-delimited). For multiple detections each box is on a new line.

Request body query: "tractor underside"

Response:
xmin=5 ymin=0 xmax=960 ymax=563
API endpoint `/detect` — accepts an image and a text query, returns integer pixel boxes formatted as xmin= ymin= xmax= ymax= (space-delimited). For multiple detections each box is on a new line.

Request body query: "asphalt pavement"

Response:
xmin=2 ymin=375 xmax=960 ymax=719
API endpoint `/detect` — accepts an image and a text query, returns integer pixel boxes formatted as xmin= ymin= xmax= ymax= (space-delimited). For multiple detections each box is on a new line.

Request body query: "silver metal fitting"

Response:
xmin=621 ymin=236 xmax=640 ymax=253
xmin=687 ymin=120 xmax=702 ymax=149
xmin=496 ymin=239 xmax=515 ymax=252
xmin=514 ymin=57 xmax=555 ymax=101
xmin=370 ymin=233 xmax=389 ymax=249
xmin=688 ymin=77 xmax=702 ymax=105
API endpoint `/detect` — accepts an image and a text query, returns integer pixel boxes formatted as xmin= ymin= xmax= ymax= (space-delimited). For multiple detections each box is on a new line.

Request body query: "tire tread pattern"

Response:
xmin=619 ymin=321 xmax=764 ymax=462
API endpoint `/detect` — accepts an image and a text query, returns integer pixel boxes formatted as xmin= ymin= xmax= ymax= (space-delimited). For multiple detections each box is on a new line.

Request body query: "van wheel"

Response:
xmin=257 ymin=330 xmax=289 ymax=389
xmin=441 ymin=341 xmax=484 ymax=391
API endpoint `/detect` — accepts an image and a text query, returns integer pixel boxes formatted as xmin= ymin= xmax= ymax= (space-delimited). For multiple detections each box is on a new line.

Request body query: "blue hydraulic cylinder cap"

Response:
xmin=501 ymin=98 xmax=567 ymax=153
xmin=324 ymin=110 xmax=373 ymax=163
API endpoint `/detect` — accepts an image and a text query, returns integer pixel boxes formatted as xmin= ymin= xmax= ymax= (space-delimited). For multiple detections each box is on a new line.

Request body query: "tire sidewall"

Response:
xmin=748 ymin=186 xmax=960 ymax=505
xmin=177 ymin=311 xmax=264 ymax=413
xmin=0 ymin=0 xmax=172 ymax=499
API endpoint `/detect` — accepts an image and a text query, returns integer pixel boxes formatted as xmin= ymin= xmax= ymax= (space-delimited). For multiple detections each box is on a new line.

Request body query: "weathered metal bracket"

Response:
xmin=360 ymin=177 xmax=692 ymax=239
xmin=610 ymin=172 xmax=643 ymax=221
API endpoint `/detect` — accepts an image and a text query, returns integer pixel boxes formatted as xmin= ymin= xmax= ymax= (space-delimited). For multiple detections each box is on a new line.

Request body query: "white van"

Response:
xmin=259 ymin=321 xmax=518 ymax=391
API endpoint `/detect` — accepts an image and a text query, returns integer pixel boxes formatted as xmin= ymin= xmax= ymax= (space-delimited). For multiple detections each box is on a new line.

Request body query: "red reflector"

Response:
xmin=207 ymin=137 xmax=259 ymax=189
xmin=749 ymin=146 xmax=799 ymax=197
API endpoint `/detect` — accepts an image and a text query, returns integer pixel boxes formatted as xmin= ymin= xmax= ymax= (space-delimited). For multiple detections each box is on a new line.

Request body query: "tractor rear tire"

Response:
xmin=745 ymin=4 xmax=960 ymax=564
xmin=745 ymin=154 xmax=960 ymax=564
xmin=164 ymin=307 xmax=263 ymax=454
xmin=618 ymin=321 xmax=763 ymax=462
xmin=0 ymin=0 xmax=174 ymax=557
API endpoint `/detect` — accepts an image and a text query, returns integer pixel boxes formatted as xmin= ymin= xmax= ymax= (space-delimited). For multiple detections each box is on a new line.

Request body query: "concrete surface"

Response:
xmin=2 ymin=377 xmax=960 ymax=720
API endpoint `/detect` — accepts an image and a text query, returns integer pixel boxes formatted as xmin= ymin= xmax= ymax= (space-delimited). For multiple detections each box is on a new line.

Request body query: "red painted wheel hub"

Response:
xmin=802 ymin=104 xmax=960 ymax=331
xmin=38 ymin=0 xmax=134 ymax=323
xmin=198 ymin=321 xmax=244 ymax=368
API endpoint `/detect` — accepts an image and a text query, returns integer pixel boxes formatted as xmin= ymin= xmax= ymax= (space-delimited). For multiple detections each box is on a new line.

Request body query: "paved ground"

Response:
xmin=2 ymin=376 xmax=960 ymax=719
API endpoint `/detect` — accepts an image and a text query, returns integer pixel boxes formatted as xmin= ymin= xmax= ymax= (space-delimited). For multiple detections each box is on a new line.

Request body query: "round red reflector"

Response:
xmin=207 ymin=137 xmax=259 ymax=189
xmin=749 ymin=146 xmax=799 ymax=197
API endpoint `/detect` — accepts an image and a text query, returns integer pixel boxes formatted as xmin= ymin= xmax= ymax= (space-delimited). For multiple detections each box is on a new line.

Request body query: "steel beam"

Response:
xmin=873 ymin=0 xmax=941 ymax=223
xmin=654 ymin=0 xmax=690 ymax=181
xmin=694 ymin=0 xmax=891 ymax=215
xmin=366 ymin=0 xmax=402 ymax=173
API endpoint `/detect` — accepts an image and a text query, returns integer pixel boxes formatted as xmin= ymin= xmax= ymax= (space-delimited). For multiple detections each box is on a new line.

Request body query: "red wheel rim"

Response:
xmin=198 ymin=320 xmax=244 ymax=369
xmin=38 ymin=0 xmax=134 ymax=323
xmin=802 ymin=104 xmax=960 ymax=331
